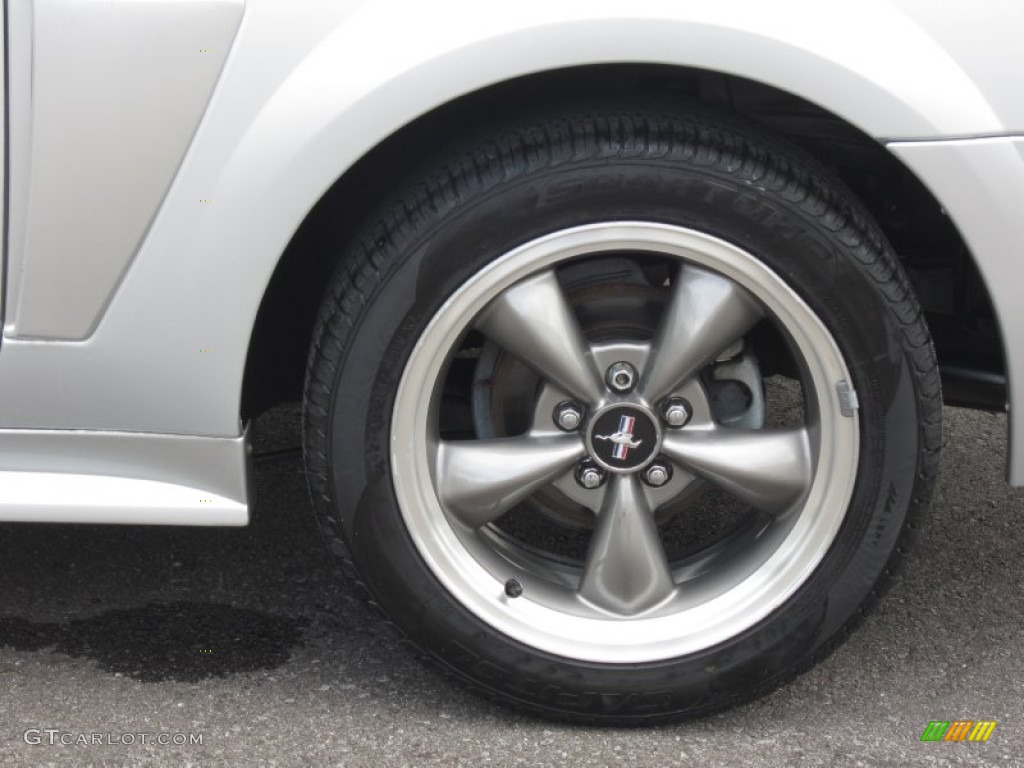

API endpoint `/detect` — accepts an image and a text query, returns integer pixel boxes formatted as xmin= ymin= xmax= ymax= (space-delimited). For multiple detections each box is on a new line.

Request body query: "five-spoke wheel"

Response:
xmin=392 ymin=223 xmax=859 ymax=660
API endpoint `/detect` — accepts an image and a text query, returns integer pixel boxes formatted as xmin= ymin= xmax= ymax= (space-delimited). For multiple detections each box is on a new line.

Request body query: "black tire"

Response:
xmin=303 ymin=101 xmax=941 ymax=724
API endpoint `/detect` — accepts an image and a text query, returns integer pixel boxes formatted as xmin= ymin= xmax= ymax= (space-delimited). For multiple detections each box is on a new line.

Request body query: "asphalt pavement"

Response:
xmin=0 ymin=404 xmax=1021 ymax=767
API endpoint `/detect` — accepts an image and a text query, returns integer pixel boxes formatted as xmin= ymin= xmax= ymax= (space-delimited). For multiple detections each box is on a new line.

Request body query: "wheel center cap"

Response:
xmin=587 ymin=404 xmax=661 ymax=473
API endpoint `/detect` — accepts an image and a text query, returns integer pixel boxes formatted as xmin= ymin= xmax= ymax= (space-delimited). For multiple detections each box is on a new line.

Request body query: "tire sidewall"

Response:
xmin=320 ymin=152 xmax=926 ymax=719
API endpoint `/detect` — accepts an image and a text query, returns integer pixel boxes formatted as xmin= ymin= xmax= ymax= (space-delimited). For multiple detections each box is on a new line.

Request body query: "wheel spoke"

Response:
xmin=661 ymin=427 xmax=812 ymax=514
xmin=579 ymin=474 xmax=675 ymax=615
xmin=641 ymin=265 xmax=763 ymax=399
xmin=475 ymin=270 xmax=604 ymax=403
xmin=436 ymin=434 xmax=586 ymax=528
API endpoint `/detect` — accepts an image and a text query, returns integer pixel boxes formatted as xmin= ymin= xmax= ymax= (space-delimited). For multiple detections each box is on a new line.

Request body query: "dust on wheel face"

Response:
xmin=390 ymin=222 xmax=860 ymax=663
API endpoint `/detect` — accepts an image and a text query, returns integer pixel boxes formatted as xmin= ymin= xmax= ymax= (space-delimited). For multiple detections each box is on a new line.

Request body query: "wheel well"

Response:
xmin=241 ymin=64 xmax=1006 ymax=418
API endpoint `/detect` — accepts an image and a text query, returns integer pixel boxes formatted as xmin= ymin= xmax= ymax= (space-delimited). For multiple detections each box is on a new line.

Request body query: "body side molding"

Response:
xmin=4 ymin=0 xmax=245 ymax=340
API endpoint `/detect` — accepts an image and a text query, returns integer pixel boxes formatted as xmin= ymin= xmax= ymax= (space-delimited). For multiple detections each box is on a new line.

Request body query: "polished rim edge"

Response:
xmin=390 ymin=222 xmax=860 ymax=663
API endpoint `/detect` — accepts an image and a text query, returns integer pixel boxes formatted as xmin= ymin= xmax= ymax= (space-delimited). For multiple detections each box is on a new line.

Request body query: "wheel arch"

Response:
xmin=242 ymin=63 xmax=1006 ymax=433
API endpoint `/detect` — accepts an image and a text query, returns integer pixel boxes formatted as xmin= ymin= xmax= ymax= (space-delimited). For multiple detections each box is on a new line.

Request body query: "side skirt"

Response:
xmin=0 ymin=428 xmax=250 ymax=525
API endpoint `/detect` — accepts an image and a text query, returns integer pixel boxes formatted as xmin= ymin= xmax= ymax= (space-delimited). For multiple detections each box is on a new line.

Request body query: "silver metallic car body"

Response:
xmin=0 ymin=0 xmax=1022 ymax=524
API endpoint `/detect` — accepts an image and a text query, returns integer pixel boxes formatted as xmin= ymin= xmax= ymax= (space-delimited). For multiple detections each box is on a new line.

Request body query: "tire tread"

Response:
xmin=303 ymin=100 xmax=942 ymax=724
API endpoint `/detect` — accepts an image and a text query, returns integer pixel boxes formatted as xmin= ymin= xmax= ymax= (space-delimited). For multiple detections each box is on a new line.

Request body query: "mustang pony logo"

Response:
xmin=595 ymin=415 xmax=643 ymax=460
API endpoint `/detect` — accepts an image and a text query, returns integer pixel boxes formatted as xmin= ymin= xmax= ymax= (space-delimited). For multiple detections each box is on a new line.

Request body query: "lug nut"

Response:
xmin=579 ymin=468 xmax=604 ymax=489
xmin=606 ymin=361 xmax=638 ymax=393
xmin=643 ymin=460 xmax=672 ymax=488
xmin=661 ymin=397 xmax=691 ymax=428
xmin=553 ymin=400 xmax=585 ymax=432
xmin=576 ymin=462 xmax=607 ymax=490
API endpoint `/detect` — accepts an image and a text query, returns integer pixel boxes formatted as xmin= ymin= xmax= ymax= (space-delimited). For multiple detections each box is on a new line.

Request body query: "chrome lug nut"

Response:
xmin=579 ymin=468 xmax=604 ymax=489
xmin=606 ymin=361 xmax=638 ymax=393
xmin=661 ymin=397 xmax=691 ymax=428
xmin=643 ymin=460 xmax=672 ymax=488
xmin=575 ymin=462 xmax=607 ymax=490
xmin=553 ymin=400 xmax=585 ymax=432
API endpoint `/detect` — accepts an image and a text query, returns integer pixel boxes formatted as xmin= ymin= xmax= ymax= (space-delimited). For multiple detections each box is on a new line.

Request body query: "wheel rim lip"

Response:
xmin=391 ymin=222 xmax=860 ymax=663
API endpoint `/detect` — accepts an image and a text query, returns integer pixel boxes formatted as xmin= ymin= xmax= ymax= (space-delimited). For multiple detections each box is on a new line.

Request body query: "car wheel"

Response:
xmin=303 ymin=102 xmax=941 ymax=723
